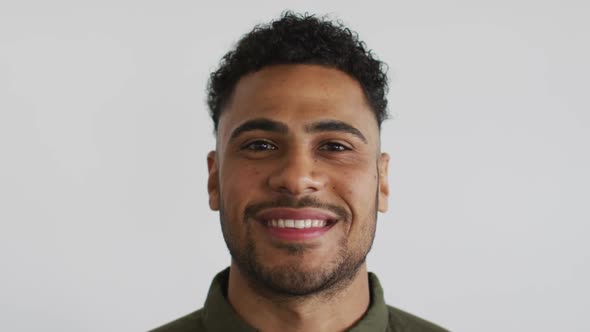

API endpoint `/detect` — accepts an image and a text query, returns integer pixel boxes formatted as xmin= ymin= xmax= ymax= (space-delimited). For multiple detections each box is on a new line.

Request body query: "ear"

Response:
xmin=377 ymin=153 xmax=390 ymax=213
xmin=207 ymin=150 xmax=220 ymax=211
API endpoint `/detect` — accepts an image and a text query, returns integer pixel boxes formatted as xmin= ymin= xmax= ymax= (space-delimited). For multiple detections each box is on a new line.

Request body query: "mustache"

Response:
xmin=243 ymin=196 xmax=350 ymax=222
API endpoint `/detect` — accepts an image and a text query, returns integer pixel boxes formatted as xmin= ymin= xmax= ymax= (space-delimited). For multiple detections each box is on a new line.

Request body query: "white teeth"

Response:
xmin=267 ymin=219 xmax=329 ymax=229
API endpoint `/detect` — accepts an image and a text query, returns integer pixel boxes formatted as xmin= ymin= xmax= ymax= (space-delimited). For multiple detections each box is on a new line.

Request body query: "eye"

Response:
xmin=242 ymin=140 xmax=278 ymax=151
xmin=319 ymin=142 xmax=351 ymax=152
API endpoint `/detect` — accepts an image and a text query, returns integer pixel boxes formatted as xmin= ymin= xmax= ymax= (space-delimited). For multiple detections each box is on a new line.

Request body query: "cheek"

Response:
xmin=334 ymin=167 xmax=378 ymax=196
xmin=219 ymin=166 xmax=265 ymax=240
xmin=332 ymin=167 xmax=378 ymax=227
xmin=219 ymin=164 xmax=266 ymax=207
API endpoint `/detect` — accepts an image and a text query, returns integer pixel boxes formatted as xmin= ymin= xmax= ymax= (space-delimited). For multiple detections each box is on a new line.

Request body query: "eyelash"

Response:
xmin=241 ymin=140 xmax=351 ymax=152
xmin=241 ymin=140 xmax=277 ymax=151
xmin=318 ymin=142 xmax=352 ymax=152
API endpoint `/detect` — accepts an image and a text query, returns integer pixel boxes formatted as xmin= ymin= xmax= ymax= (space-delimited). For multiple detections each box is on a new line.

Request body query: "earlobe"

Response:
xmin=207 ymin=150 xmax=220 ymax=211
xmin=377 ymin=153 xmax=390 ymax=213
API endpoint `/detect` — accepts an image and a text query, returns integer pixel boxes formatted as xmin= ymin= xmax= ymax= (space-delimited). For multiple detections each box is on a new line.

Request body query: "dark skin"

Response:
xmin=207 ymin=64 xmax=390 ymax=332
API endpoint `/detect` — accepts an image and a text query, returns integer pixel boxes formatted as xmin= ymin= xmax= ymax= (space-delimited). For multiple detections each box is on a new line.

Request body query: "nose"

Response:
xmin=267 ymin=148 xmax=327 ymax=196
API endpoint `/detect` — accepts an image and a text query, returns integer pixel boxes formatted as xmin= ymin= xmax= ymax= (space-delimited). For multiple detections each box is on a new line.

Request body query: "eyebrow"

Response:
xmin=230 ymin=118 xmax=289 ymax=140
xmin=229 ymin=118 xmax=367 ymax=144
xmin=305 ymin=120 xmax=368 ymax=144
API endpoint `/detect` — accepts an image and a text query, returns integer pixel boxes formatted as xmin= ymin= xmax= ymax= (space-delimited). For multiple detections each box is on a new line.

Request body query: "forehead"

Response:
xmin=217 ymin=64 xmax=379 ymax=144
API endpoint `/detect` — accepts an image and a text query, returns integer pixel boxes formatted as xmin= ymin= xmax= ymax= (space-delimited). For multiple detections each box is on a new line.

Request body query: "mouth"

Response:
xmin=255 ymin=208 xmax=340 ymax=241
xmin=263 ymin=218 xmax=336 ymax=229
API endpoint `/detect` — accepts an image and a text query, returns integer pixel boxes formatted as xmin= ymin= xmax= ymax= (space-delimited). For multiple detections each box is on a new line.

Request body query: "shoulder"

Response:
xmin=148 ymin=308 xmax=206 ymax=332
xmin=387 ymin=305 xmax=450 ymax=332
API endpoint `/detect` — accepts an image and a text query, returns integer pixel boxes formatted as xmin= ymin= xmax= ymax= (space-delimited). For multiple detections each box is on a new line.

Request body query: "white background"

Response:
xmin=1 ymin=1 xmax=589 ymax=331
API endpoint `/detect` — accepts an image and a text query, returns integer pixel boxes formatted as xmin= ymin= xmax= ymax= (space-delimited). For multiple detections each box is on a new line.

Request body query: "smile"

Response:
xmin=265 ymin=219 xmax=330 ymax=229
xmin=254 ymin=207 xmax=341 ymax=241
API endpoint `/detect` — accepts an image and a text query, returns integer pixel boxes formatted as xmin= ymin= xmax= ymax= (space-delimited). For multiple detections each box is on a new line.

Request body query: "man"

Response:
xmin=152 ymin=12 xmax=448 ymax=332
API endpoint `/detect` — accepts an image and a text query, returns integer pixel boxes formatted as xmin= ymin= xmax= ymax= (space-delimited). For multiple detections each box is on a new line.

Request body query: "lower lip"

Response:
xmin=263 ymin=222 xmax=335 ymax=241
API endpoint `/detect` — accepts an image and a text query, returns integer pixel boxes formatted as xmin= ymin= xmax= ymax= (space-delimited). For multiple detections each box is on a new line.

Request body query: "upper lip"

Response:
xmin=255 ymin=208 xmax=339 ymax=222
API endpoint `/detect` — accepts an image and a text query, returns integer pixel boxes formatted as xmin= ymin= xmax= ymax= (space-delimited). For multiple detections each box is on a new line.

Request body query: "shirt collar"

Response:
xmin=202 ymin=268 xmax=389 ymax=332
xmin=202 ymin=268 xmax=257 ymax=331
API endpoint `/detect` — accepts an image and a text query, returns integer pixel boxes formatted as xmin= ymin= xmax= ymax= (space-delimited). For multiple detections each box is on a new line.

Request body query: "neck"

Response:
xmin=227 ymin=263 xmax=371 ymax=332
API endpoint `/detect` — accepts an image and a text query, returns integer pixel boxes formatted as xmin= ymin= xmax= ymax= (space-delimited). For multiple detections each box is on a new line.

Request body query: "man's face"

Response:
xmin=207 ymin=64 xmax=389 ymax=297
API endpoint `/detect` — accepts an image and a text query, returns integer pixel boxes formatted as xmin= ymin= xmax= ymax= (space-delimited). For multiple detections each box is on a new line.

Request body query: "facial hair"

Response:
xmin=219 ymin=195 xmax=378 ymax=300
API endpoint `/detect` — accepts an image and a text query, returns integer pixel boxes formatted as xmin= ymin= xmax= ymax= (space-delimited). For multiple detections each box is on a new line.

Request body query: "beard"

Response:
xmin=219 ymin=195 xmax=377 ymax=299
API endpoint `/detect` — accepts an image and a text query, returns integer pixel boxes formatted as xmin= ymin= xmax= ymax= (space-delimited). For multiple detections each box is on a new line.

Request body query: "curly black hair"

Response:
xmin=207 ymin=11 xmax=389 ymax=132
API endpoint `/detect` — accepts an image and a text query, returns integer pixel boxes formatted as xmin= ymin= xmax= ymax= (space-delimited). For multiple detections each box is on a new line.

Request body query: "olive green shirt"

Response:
xmin=150 ymin=268 xmax=449 ymax=332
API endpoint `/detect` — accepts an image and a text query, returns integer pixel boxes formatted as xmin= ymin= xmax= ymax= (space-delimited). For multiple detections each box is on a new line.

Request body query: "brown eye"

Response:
xmin=319 ymin=142 xmax=351 ymax=152
xmin=242 ymin=140 xmax=277 ymax=151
